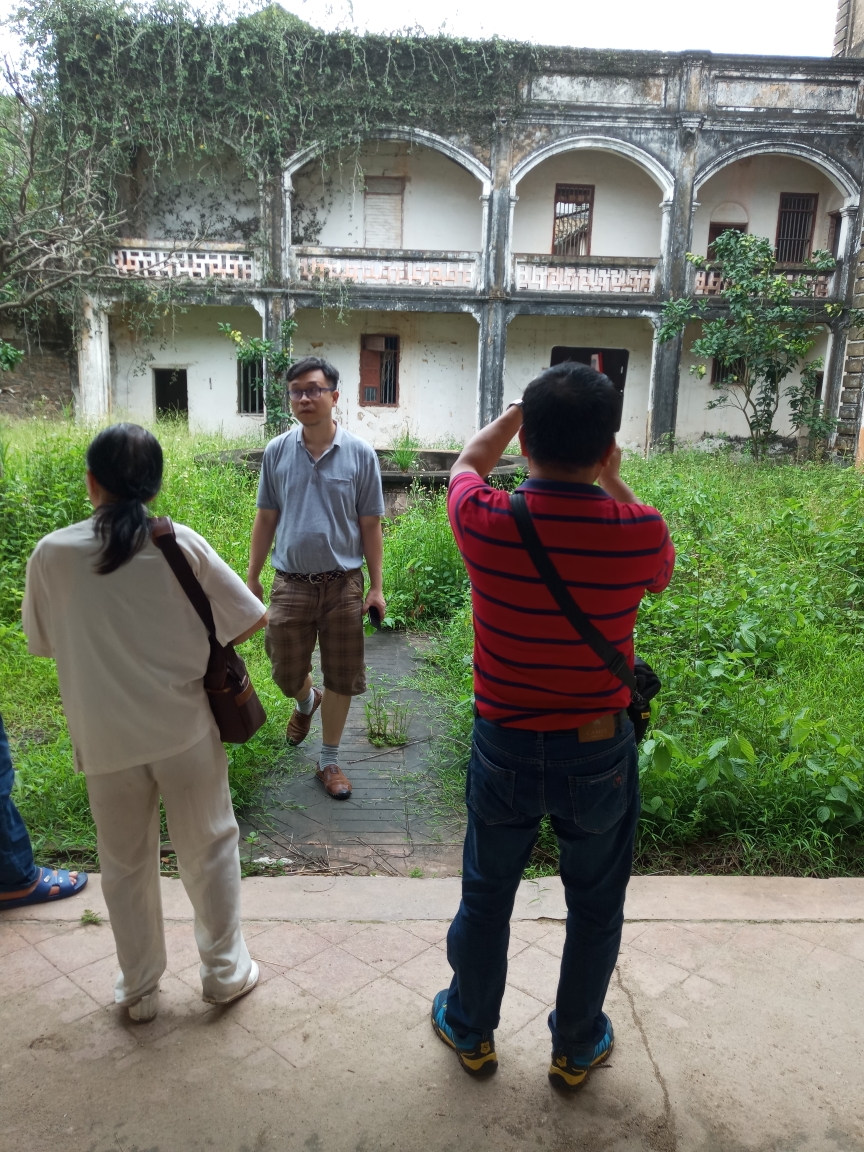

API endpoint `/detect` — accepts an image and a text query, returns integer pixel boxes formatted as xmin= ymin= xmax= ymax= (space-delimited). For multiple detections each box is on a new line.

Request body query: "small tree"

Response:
xmin=657 ymin=229 xmax=863 ymax=460
xmin=0 ymin=66 xmax=124 ymax=371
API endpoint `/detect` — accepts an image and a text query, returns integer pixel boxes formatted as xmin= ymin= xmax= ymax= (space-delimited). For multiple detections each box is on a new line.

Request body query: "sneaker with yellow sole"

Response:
xmin=431 ymin=989 xmax=498 ymax=1078
xmin=548 ymin=1013 xmax=614 ymax=1092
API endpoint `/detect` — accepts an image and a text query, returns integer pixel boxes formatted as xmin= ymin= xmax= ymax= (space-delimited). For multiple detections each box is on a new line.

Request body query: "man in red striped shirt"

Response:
xmin=431 ymin=362 xmax=674 ymax=1090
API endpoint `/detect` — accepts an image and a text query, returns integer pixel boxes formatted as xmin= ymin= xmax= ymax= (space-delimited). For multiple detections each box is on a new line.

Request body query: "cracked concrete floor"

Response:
xmin=1 ymin=876 xmax=863 ymax=1152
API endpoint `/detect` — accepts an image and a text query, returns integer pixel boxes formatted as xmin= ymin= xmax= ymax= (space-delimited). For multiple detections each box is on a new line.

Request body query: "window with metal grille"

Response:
xmin=238 ymin=358 xmax=264 ymax=414
xmin=711 ymin=357 xmax=747 ymax=385
xmin=775 ymin=193 xmax=818 ymax=263
xmin=359 ymin=335 xmax=399 ymax=406
xmin=552 ymin=184 xmax=594 ymax=256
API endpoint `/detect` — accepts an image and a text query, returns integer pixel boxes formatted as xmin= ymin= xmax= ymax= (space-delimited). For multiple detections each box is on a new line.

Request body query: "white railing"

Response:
xmin=513 ymin=255 xmax=658 ymax=294
xmin=113 ymin=240 xmax=256 ymax=282
xmin=693 ymin=265 xmax=836 ymax=299
xmin=294 ymin=248 xmax=479 ymax=289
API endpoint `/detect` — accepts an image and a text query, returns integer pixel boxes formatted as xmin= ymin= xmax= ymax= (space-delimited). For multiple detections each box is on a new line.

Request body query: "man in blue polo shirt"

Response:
xmin=246 ymin=357 xmax=385 ymax=799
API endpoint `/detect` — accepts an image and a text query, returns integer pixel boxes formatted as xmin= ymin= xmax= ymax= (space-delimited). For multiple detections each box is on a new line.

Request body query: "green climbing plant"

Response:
xmin=219 ymin=316 xmax=297 ymax=435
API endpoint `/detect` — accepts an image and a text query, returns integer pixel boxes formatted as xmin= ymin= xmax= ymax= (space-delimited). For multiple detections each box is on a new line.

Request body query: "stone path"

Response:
xmin=2 ymin=875 xmax=863 ymax=1152
xmin=239 ymin=630 xmax=465 ymax=876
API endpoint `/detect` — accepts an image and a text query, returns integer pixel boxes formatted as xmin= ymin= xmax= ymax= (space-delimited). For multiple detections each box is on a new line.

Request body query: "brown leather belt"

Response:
xmin=277 ymin=569 xmax=346 ymax=584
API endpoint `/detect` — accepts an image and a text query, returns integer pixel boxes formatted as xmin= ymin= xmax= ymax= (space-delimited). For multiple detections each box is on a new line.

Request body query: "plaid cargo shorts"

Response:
xmin=264 ymin=568 xmax=367 ymax=698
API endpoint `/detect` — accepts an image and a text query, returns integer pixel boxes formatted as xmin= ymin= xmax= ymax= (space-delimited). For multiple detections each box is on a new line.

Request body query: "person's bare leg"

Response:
xmin=315 ymin=689 xmax=353 ymax=798
xmin=321 ymin=690 xmax=352 ymax=746
xmin=295 ymin=673 xmax=313 ymax=705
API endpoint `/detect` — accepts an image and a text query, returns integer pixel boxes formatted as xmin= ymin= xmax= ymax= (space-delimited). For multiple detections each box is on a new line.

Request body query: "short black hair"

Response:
xmin=286 ymin=356 xmax=339 ymax=389
xmin=521 ymin=362 xmax=623 ymax=468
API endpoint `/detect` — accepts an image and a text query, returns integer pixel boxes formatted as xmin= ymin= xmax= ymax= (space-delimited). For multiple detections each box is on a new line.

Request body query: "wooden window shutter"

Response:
xmin=364 ymin=178 xmax=404 ymax=248
xmin=360 ymin=338 xmax=382 ymax=404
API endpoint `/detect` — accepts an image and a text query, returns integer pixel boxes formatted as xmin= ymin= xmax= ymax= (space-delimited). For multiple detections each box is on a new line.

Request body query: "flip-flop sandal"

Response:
xmin=0 ymin=867 xmax=88 ymax=911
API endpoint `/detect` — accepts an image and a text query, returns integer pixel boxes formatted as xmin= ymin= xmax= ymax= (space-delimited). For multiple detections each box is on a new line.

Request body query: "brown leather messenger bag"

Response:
xmin=149 ymin=517 xmax=267 ymax=744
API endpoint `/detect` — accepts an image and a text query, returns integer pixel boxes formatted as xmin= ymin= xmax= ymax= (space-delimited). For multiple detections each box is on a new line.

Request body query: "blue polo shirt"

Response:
xmin=256 ymin=424 xmax=385 ymax=574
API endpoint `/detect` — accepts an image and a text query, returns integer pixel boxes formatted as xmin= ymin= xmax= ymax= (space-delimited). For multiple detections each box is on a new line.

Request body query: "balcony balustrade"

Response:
xmin=113 ymin=240 xmax=256 ymax=282
xmin=513 ymin=255 xmax=658 ymax=295
xmin=693 ymin=265 xmax=836 ymax=299
xmin=293 ymin=248 xmax=479 ymax=290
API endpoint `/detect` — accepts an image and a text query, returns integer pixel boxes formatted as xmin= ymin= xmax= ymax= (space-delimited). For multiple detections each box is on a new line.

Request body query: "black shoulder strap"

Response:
xmin=149 ymin=517 xmax=217 ymax=639
xmin=509 ymin=491 xmax=638 ymax=695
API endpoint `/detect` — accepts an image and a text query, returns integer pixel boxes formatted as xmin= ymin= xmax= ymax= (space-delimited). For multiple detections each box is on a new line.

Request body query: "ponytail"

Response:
xmin=86 ymin=424 xmax=163 ymax=575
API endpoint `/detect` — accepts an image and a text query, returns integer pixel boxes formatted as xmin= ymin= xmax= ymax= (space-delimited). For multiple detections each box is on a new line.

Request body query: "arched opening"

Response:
xmin=289 ymin=139 xmax=486 ymax=253
xmin=694 ymin=153 xmax=849 ymax=262
xmin=511 ymin=148 xmax=666 ymax=259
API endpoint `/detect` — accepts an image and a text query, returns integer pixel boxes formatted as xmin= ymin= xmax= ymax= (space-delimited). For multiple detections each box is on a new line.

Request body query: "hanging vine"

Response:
xmin=19 ymin=0 xmax=536 ymax=194
xmin=2 ymin=0 xmax=538 ymax=358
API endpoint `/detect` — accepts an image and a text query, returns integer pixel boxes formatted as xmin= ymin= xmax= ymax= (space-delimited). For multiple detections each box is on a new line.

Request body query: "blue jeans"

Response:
xmin=0 ymin=712 xmax=38 ymax=892
xmin=445 ymin=714 xmax=639 ymax=1060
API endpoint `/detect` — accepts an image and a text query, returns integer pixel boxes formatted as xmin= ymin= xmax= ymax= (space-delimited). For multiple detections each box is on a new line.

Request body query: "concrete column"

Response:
xmin=484 ymin=122 xmax=513 ymax=298
xmin=259 ymin=294 xmax=293 ymax=433
xmin=260 ymin=163 xmax=283 ymax=283
xmin=833 ymin=203 xmax=864 ymax=458
xmin=648 ymin=68 xmax=706 ymax=448
xmin=476 ymin=122 xmax=513 ymax=427
xmin=476 ymin=301 xmax=508 ymax=430
xmin=76 ymin=296 xmax=111 ymax=421
xmin=647 ymin=171 xmax=693 ymax=447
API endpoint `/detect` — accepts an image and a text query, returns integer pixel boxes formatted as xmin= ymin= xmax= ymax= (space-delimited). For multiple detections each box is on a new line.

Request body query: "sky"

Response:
xmin=274 ymin=0 xmax=840 ymax=56
xmin=0 ymin=0 xmax=842 ymax=57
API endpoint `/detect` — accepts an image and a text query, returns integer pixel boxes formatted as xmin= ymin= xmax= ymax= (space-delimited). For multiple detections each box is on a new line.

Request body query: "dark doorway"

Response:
xmin=154 ymin=369 xmax=188 ymax=417
xmin=550 ymin=347 xmax=629 ymax=393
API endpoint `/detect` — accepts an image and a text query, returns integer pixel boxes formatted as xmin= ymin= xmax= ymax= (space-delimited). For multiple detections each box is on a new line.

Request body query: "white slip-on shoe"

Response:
xmin=202 ymin=960 xmax=259 ymax=1006
xmin=128 ymin=988 xmax=160 ymax=1023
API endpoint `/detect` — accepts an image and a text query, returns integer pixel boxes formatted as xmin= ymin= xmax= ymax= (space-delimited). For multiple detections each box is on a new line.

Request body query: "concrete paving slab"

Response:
xmin=5 ymin=872 xmax=864 ymax=924
xmin=240 ymin=631 xmax=465 ymax=874
xmin=3 ymin=876 xmax=864 ymax=1151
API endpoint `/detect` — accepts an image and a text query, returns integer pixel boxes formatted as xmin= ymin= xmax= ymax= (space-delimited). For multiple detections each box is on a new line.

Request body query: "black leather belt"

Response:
xmin=276 ymin=569 xmax=346 ymax=584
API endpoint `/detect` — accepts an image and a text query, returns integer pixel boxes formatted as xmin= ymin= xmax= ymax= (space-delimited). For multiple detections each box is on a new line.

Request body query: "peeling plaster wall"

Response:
xmin=503 ymin=314 xmax=655 ymax=449
xmin=294 ymin=143 xmax=484 ymax=250
xmin=693 ymin=156 xmax=844 ymax=257
xmin=292 ymin=307 xmax=478 ymax=445
xmin=676 ymin=322 xmax=831 ymax=441
xmin=110 ymin=305 xmax=264 ymax=435
xmin=511 ymin=150 xmax=664 ymax=257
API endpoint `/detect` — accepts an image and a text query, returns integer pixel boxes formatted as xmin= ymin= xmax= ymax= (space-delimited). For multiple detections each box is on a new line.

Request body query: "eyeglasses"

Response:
xmin=288 ymin=385 xmax=335 ymax=401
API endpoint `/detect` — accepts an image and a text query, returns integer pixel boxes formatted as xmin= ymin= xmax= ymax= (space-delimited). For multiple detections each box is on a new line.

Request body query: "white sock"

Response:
xmin=320 ymin=742 xmax=340 ymax=768
xmin=295 ymin=687 xmax=316 ymax=715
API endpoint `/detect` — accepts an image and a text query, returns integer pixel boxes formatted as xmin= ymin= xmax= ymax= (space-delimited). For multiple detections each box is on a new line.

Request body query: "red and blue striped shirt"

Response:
xmin=448 ymin=472 xmax=675 ymax=730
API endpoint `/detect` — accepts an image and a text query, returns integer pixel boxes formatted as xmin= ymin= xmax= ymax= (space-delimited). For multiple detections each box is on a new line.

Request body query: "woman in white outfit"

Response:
xmin=22 ymin=423 xmax=267 ymax=1022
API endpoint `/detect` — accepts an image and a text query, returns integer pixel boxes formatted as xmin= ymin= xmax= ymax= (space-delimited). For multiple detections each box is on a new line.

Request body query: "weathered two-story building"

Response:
xmin=70 ymin=19 xmax=864 ymax=454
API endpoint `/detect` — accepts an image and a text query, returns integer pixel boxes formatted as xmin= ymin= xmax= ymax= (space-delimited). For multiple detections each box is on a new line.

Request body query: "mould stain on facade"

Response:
xmin=66 ymin=24 xmax=864 ymax=457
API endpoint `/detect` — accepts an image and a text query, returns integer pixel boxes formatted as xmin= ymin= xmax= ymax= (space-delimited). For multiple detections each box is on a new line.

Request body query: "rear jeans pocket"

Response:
xmin=568 ymin=758 xmax=629 ymax=834
xmin=467 ymin=744 xmax=518 ymax=825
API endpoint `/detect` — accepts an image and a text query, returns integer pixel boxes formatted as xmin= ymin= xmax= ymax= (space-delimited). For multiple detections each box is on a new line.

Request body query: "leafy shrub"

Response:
xmin=418 ymin=451 xmax=864 ymax=875
xmin=381 ymin=484 xmax=468 ymax=625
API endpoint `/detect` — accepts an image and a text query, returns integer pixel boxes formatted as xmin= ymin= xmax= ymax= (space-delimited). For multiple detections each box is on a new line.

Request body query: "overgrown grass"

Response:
xmin=412 ymin=450 xmax=864 ymax=876
xmin=0 ymin=418 xmax=294 ymax=865
xmin=6 ymin=419 xmax=864 ymax=876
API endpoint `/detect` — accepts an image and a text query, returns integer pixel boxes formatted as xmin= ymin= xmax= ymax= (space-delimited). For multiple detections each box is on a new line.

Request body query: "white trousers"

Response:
xmin=85 ymin=727 xmax=251 ymax=1005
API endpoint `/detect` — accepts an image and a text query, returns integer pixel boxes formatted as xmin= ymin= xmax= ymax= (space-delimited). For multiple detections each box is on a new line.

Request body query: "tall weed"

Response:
xmin=416 ymin=452 xmax=864 ymax=875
